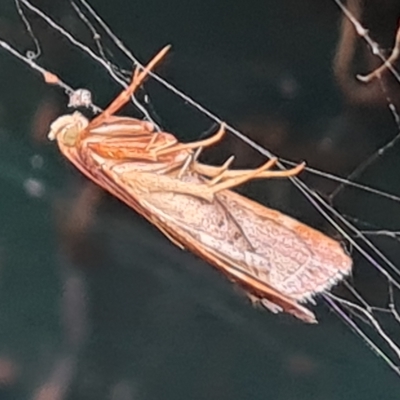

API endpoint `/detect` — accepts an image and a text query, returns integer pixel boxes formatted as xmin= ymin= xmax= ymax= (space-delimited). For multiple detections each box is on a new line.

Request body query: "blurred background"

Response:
xmin=0 ymin=0 xmax=400 ymax=399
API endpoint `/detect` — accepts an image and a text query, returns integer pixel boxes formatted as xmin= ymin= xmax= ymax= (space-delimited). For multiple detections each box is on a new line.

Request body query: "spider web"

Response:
xmin=2 ymin=0 xmax=400 ymax=379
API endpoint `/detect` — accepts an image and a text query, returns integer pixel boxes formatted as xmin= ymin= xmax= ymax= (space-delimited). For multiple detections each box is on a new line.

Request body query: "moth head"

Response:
xmin=48 ymin=111 xmax=89 ymax=147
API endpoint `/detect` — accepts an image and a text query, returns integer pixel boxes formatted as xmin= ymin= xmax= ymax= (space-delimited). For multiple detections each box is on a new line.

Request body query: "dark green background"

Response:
xmin=0 ymin=0 xmax=400 ymax=399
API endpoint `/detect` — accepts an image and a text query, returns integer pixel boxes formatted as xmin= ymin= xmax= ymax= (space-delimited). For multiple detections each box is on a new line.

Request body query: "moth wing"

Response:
xmin=105 ymin=176 xmax=318 ymax=323
xmin=217 ymin=189 xmax=352 ymax=300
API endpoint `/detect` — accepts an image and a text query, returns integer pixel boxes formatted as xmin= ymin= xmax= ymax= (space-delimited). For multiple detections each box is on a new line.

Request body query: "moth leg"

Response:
xmin=90 ymin=46 xmax=170 ymax=127
xmin=207 ymin=156 xmax=235 ymax=185
xmin=154 ymin=124 xmax=226 ymax=157
xmin=245 ymin=292 xmax=262 ymax=306
xmin=145 ymin=159 xmax=303 ymax=200
xmin=144 ymin=133 xmax=160 ymax=151
xmin=177 ymin=146 xmax=205 ymax=179
xmin=193 ymin=159 xmax=305 ymax=181
xmin=260 ymin=298 xmax=284 ymax=314
xmin=205 ymin=160 xmax=305 ymax=194
xmin=147 ymin=137 xmax=180 ymax=154
xmin=245 ymin=292 xmax=283 ymax=313
xmin=206 ymin=157 xmax=275 ymax=186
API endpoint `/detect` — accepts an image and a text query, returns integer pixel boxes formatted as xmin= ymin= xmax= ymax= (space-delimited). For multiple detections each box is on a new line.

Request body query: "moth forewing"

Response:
xmin=96 ymin=165 xmax=351 ymax=323
xmin=216 ymin=190 xmax=352 ymax=300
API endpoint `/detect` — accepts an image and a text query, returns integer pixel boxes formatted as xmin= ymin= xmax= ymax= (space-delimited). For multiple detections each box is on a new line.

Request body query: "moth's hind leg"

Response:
xmin=202 ymin=159 xmax=305 ymax=195
xmin=194 ymin=158 xmax=305 ymax=182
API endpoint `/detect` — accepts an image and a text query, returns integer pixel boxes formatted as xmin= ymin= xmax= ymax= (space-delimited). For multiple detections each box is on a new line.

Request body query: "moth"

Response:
xmin=47 ymin=46 xmax=352 ymax=323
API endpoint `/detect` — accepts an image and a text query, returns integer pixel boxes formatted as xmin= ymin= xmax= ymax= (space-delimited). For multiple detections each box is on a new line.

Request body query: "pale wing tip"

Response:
xmin=288 ymin=303 xmax=318 ymax=324
xmin=260 ymin=298 xmax=318 ymax=324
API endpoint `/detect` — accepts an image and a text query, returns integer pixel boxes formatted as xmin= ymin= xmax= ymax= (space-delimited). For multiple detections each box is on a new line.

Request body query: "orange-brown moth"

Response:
xmin=48 ymin=46 xmax=352 ymax=323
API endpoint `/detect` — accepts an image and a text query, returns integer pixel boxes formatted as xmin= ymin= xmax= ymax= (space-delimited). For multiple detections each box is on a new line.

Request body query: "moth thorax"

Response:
xmin=47 ymin=111 xmax=89 ymax=147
